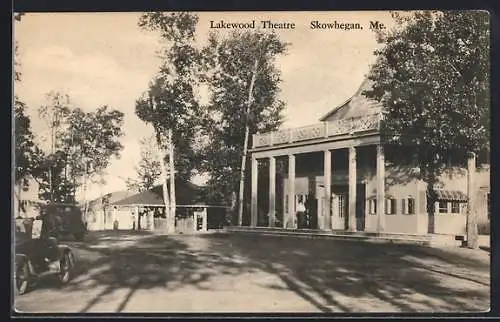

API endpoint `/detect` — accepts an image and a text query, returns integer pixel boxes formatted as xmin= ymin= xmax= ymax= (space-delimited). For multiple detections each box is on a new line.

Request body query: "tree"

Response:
xmin=14 ymin=97 xmax=43 ymax=188
xmin=126 ymin=135 xmax=162 ymax=193
xmin=201 ymin=30 xmax=288 ymax=224
xmin=136 ymin=12 xmax=202 ymax=183
xmin=13 ymin=12 xmax=44 ymax=199
xmin=62 ymin=106 xmax=125 ymax=207
xmin=37 ymin=91 xmax=72 ymax=201
xmin=36 ymin=150 xmax=75 ymax=202
xmin=13 ymin=13 xmax=25 ymax=82
xmin=36 ymin=92 xmax=125 ymax=204
xmin=364 ymin=11 xmax=490 ymax=247
xmin=136 ymin=12 xmax=203 ymax=232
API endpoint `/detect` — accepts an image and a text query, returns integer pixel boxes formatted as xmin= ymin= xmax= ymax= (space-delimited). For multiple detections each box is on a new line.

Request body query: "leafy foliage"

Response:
xmin=13 ymin=13 xmax=45 ymax=192
xmin=200 ymin=31 xmax=288 ymax=204
xmin=364 ymin=11 xmax=490 ymax=183
xmin=61 ymin=106 xmax=125 ymax=181
xmin=14 ymin=97 xmax=43 ymax=187
xmin=37 ymin=92 xmax=125 ymax=202
xmin=137 ymin=13 xmax=288 ymax=213
xmin=136 ymin=12 xmax=202 ymax=184
xmin=13 ymin=13 xmax=25 ymax=82
xmin=126 ymin=135 xmax=162 ymax=193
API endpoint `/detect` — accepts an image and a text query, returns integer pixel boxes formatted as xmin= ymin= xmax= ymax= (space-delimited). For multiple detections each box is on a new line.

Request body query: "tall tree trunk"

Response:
xmin=168 ymin=129 xmax=176 ymax=233
xmin=237 ymin=58 xmax=259 ymax=226
xmin=16 ymin=182 xmax=22 ymax=215
xmin=426 ymin=174 xmax=437 ymax=234
xmin=49 ymin=117 xmax=56 ymax=203
xmin=155 ymin=132 xmax=170 ymax=231
xmin=466 ymin=152 xmax=478 ymax=248
xmin=83 ymin=162 xmax=89 ymax=224
xmin=150 ymin=97 xmax=171 ymax=233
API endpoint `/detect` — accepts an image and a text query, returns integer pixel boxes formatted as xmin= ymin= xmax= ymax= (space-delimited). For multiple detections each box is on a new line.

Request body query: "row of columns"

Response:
xmin=250 ymin=144 xmax=386 ymax=232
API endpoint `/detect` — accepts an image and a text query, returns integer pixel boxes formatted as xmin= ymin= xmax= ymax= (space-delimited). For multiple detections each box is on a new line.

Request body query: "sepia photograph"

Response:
xmin=12 ymin=10 xmax=490 ymax=314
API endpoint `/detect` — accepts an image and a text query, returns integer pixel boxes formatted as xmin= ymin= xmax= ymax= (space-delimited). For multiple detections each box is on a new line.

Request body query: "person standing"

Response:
xmin=296 ymin=196 xmax=306 ymax=229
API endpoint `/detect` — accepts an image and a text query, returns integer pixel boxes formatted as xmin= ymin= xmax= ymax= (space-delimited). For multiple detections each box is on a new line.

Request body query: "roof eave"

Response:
xmin=319 ymin=97 xmax=353 ymax=122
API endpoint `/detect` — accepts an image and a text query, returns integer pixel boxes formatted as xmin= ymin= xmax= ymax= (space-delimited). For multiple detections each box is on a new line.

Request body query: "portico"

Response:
xmin=249 ymin=113 xmax=386 ymax=233
xmin=241 ymin=77 xmax=490 ymax=240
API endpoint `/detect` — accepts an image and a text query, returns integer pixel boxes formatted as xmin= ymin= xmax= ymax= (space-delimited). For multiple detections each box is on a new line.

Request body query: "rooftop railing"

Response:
xmin=252 ymin=114 xmax=380 ymax=148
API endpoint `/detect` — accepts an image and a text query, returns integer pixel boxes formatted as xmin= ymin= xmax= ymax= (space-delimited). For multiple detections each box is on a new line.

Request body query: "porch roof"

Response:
xmin=428 ymin=190 xmax=468 ymax=202
xmin=111 ymin=181 xmax=220 ymax=207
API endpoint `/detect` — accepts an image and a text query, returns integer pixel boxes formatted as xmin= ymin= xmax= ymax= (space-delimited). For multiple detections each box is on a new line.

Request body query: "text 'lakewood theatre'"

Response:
xmin=246 ymin=79 xmax=490 ymax=237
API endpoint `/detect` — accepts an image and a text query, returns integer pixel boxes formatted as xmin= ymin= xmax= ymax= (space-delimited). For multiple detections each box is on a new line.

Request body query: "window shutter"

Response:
xmin=402 ymin=198 xmax=406 ymax=215
xmin=385 ymin=199 xmax=389 ymax=214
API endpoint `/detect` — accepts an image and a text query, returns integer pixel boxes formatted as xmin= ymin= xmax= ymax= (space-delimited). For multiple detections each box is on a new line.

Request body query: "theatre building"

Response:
xmin=247 ymin=79 xmax=490 ymax=238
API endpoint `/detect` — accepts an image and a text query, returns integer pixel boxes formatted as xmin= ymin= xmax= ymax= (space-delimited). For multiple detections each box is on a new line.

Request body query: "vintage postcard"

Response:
xmin=13 ymin=11 xmax=490 ymax=314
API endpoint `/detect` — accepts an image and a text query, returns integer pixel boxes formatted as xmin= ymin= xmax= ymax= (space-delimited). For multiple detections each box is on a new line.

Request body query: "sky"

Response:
xmin=14 ymin=11 xmax=395 ymax=201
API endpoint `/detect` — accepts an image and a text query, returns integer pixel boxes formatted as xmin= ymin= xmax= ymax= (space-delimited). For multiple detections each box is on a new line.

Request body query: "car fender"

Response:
xmin=15 ymin=254 xmax=36 ymax=276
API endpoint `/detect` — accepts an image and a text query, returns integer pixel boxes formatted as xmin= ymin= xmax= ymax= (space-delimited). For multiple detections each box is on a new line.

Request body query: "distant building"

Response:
xmin=88 ymin=181 xmax=228 ymax=233
xmin=248 ymin=79 xmax=490 ymax=237
xmin=85 ymin=190 xmax=137 ymax=231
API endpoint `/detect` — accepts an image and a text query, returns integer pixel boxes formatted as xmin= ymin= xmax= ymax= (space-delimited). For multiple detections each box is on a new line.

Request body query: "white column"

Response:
xmin=287 ymin=154 xmax=296 ymax=229
xmin=348 ymin=147 xmax=357 ymax=232
xmin=268 ymin=156 xmax=276 ymax=227
xmin=376 ymin=145 xmax=385 ymax=232
xmin=323 ymin=150 xmax=332 ymax=231
xmin=251 ymin=157 xmax=258 ymax=227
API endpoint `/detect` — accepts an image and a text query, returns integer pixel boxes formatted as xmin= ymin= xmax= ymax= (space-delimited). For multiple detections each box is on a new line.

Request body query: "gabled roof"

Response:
xmin=87 ymin=190 xmax=137 ymax=208
xmin=319 ymin=78 xmax=382 ymax=122
xmin=111 ymin=181 xmax=210 ymax=206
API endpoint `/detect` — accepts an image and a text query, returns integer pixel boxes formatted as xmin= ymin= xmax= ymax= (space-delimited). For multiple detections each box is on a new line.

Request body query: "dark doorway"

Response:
xmin=305 ymin=194 xmax=318 ymax=229
xmin=331 ymin=184 xmax=365 ymax=231
xmin=356 ymin=184 xmax=366 ymax=231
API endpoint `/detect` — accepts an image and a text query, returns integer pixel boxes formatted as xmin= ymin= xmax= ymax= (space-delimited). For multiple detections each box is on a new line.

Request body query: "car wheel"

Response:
xmin=58 ymin=252 xmax=72 ymax=285
xmin=15 ymin=258 xmax=31 ymax=295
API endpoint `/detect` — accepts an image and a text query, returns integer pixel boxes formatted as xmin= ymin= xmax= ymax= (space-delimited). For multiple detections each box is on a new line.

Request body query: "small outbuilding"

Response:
xmin=109 ymin=181 xmax=228 ymax=234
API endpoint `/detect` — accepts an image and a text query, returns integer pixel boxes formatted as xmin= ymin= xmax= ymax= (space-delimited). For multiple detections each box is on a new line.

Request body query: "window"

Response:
xmin=402 ymin=198 xmax=416 ymax=215
xmin=408 ymin=198 xmax=416 ymax=214
xmin=438 ymin=201 xmax=448 ymax=213
xmin=385 ymin=198 xmax=397 ymax=215
xmin=338 ymin=195 xmax=345 ymax=218
xmin=368 ymin=199 xmax=377 ymax=215
xmin=451 ymin=201 xmax=460 ymax=214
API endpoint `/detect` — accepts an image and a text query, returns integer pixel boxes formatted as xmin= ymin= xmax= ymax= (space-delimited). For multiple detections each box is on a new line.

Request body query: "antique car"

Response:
xmin=39 ymin=203 xmax=87 ymax=241
xmin=14 ymin=216 xmax=75 ymax=295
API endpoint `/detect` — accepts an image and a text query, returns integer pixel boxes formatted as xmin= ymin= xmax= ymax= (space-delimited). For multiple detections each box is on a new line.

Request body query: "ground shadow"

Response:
xmin=20 ymin=231 xmax=490 ymax=313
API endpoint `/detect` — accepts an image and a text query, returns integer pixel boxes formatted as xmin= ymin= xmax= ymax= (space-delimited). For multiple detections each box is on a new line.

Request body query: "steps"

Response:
xmin=225 ymin=226 xmax=439 ymax=247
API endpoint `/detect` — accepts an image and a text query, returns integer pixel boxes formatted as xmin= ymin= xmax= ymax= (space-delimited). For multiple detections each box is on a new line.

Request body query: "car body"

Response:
xmin=39 ymin=203 xmax=87 ymax=241
xmin=14 ymin=217 xmax=75 ymax=295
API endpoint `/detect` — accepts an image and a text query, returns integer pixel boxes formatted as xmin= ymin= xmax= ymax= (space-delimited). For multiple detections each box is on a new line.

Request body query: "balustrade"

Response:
xmin=252 ymin=114 xmax=380 ymax=148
